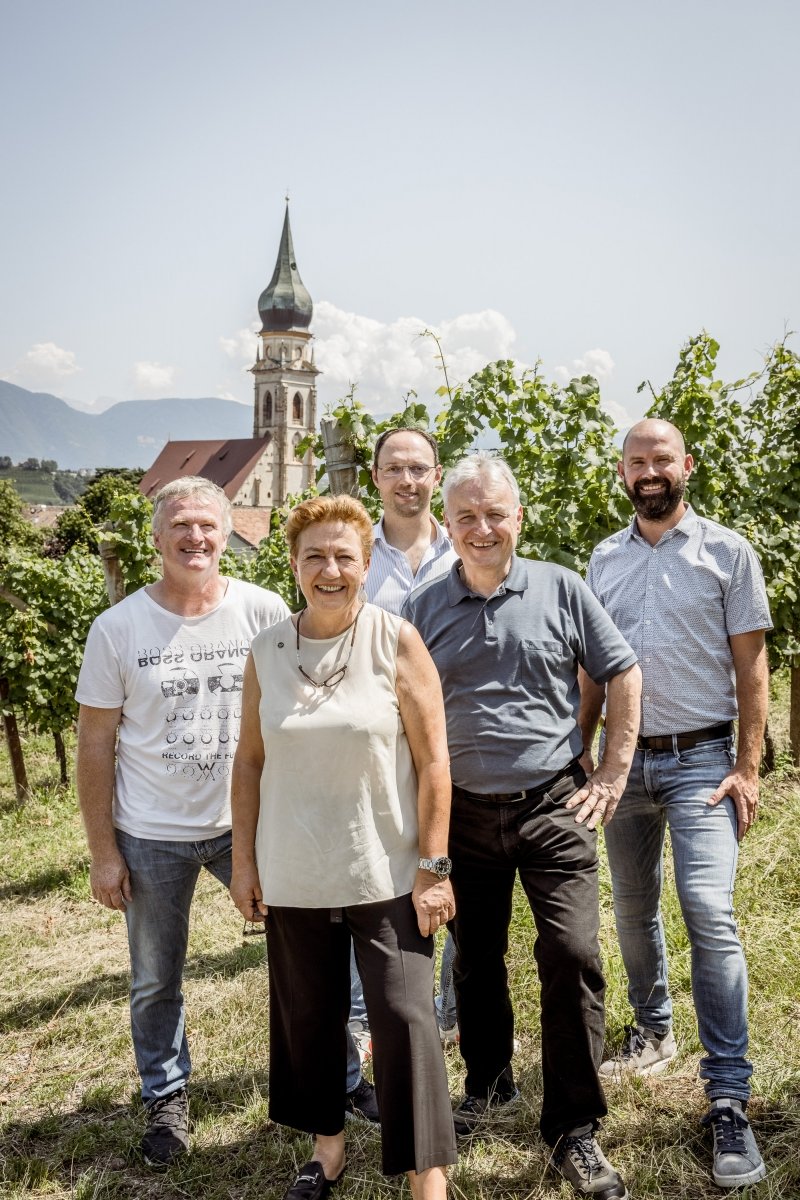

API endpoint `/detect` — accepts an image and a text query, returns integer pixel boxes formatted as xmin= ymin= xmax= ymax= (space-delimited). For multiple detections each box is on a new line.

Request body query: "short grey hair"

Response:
xmin=152 ymin=476 xmax=233 ymax=537
xmin=442 ymin=452 xmax=521 ymax=512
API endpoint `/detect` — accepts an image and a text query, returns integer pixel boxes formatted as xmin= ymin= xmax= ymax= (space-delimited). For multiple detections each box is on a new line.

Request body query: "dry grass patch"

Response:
xmin=2 ymin=717 xmax=800 ymax=1198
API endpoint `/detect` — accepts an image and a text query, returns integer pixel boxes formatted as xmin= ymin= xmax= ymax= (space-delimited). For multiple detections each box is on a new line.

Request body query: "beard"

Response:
xmin=625 ymin=474 xmax=687 ymax=521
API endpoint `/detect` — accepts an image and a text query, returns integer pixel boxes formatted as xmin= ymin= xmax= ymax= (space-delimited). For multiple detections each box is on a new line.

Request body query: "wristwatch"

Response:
xmin=418 ymin=855 xmax=452 ymax=879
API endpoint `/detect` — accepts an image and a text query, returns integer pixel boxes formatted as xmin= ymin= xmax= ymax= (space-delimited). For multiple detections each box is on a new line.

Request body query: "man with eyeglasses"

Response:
xmin=342 ymin=428 xmax=461 ymax=1063
xmin=366 ymin=429 xmax=457 ymax=616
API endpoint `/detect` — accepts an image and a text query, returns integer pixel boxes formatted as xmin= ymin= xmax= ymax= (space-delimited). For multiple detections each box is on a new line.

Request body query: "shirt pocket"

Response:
xmin=520 ymin=640 xmax=572 ymax=692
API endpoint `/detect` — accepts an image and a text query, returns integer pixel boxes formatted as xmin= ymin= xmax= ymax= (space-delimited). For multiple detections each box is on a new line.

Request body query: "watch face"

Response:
xmin=434 ymin=856 xmax=452 ymax=877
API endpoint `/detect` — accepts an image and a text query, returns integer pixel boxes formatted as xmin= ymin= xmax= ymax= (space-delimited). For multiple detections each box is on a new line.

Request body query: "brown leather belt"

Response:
xmin=636 ymin=721 xmax=733 ymax=752
xmin=455 ymin=758 xmax=585 ymax=805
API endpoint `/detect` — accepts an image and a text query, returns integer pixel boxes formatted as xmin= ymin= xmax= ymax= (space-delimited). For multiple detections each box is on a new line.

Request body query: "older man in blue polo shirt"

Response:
xmin=580 ymin=418 xmax=771 ymax=1190
xmin=404 ymin=452 xmax=641 ymax=1200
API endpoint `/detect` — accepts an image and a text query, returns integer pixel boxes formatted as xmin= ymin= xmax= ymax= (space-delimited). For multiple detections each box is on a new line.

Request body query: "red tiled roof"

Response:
xmin=139 ymin=438 xmax=269 ymax=500
xmin=230 ymin=507 xmax=273 ymax=549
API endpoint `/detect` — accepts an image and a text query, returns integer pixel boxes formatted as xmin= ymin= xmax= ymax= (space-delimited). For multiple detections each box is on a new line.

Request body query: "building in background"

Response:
xmin=139 ymin=204 xmax=318 ymax=550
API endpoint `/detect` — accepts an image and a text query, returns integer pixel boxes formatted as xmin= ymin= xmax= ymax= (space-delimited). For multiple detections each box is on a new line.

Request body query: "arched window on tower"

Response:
xmin=263 ymin=391 xmax=273 ymax=424
xmin=292 ymin=392 xmax=303 ymax=423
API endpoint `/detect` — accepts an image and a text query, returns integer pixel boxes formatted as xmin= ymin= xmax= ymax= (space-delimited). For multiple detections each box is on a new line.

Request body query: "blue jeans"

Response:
xmin=435 ymin=932 xmax=457 ymax=1030
xmin=116 ymin=829 xmax=362 ymax=1101
xmin=602 ymin=736 xmax=752 ymax=1102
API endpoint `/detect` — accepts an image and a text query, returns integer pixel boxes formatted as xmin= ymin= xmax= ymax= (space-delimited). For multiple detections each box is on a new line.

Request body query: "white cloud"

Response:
xmin=133 ymin=361 xmax=175 ymax=393
xmin=553 ymin=347 xmax=616 ymax=386
xmin=220 ymin=323 xmax=259 ymax=362
xmin=219 ymin=304 xmax=520 ymax=414
xmin=311 ymin=301 xmax=520 ymax=413
xmin=14 ymin=341 xmax=82 ymax=382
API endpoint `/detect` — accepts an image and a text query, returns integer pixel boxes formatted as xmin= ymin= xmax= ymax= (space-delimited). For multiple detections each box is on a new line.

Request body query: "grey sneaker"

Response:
xmin=551 ymin=1132 xmax=628 ymax=1199
xmin=141 ymin=1086 xmax=189 ymax=1167
xmin=701 ymin=1098 xmax=767 ymax=1188
xmin=452 ymin=1087 xmax=520 ymax=1137
xmin=599 ymin=1024 xmax=677 ymax=1078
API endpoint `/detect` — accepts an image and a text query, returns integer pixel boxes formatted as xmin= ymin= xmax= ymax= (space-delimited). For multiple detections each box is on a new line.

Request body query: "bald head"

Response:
xmin=622 ymin=418 xmax=686 ymax=460
xmin=618 ymin=418 xmax=693 ymax=527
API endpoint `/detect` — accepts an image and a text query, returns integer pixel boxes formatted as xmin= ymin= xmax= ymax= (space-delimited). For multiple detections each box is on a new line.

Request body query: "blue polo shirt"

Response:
xmin=403 ymin=555 xmax=636 ymax=793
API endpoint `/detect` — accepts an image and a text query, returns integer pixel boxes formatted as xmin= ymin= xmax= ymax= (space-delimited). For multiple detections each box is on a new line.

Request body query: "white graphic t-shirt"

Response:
xmin=76 ymin=578 xmax=288 ymax=840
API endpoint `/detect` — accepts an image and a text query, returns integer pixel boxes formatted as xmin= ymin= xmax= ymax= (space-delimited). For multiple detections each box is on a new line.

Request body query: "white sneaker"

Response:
xmin=599 ymin=1024 xmax=677 ymax=1079
xmin=438 ymin=1022 xmax=460 ymax=1046
xmin=701 ymin=1098 xmax=767 ymax=1188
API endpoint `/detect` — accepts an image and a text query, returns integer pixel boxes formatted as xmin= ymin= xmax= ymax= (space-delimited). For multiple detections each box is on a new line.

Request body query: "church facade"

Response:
xmin=139 ymin=204 xmax=318 ymax=549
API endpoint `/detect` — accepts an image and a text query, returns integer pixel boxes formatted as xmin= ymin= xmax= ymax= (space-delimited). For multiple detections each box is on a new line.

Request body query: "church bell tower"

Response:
xmin=251 ymin=202 xmax=319 ymax=502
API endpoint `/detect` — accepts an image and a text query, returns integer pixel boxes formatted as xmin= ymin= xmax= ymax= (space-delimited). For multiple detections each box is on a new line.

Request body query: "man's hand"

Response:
xmin=566 ymin=762 xmax=630 ymax=830
xmin=708 ymin=767 xmax=760 ymax=841
xmin=230 ymin=861 xmax=268 ymax=922
xmin=412 ymin=872 xmax=455 ymax=937
xmin=90 ymin=850 xmax=132 ymax=911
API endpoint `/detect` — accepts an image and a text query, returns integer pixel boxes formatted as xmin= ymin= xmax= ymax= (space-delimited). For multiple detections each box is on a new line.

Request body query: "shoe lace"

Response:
xmin=620 ymin=1024 xmax=647 ymax=1060
xmin=558 ymin=1133 xmax=603 ymax=1179
xmin=147 ymin=1090 xmax=186 ymax=1125
xmin=701 ymin=1106 xmax=749 ymax=1154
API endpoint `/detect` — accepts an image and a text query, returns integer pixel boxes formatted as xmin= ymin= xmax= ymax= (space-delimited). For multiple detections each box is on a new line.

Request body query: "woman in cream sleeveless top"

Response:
xmin=230 ymin=495 xmax=457 ymax=1200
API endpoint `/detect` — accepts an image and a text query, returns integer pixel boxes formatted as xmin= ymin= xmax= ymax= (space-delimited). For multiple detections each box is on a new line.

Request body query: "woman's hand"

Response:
xmin=412 ymin=872 xmax=456 ymax=937
xmin=230 ymin=861 xmax=268 ymax=922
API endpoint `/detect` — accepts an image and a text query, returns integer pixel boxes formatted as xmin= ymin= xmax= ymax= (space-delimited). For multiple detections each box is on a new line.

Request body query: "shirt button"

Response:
xmin=645 ymin=619 xmax=651 ymax=625
xmin=644 ymin=657 xmax=651 ymax=663
xmin=644 ymin=696 xmax=650 ymax=702
xmin=648 ymin=584 xmax=654 ymax=590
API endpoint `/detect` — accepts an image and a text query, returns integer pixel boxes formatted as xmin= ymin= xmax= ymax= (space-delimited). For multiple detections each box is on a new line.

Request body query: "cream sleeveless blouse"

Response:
xmin=251 ymin=603 xmax=419 ymax=907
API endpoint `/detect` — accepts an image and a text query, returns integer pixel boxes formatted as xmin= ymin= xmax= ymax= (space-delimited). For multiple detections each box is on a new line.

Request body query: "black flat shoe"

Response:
xmin=282 ymin=1160 xmax=345 ymax=1200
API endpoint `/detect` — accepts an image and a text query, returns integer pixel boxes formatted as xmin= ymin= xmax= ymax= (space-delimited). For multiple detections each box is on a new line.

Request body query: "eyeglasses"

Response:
xmin=377 ymin=464 xmax=436 ymax=480
xmin=296 ymin=604 xmax=362 ymax=688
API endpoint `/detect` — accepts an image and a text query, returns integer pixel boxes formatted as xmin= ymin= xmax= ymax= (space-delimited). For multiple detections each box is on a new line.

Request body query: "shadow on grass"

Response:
xmin=0 ymin=945 xmax=264 ymax=1032
xmin=0 ymin=861 xmax=88 ymax=902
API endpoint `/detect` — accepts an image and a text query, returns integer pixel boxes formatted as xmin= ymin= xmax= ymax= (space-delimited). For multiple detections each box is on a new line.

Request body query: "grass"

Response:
xmin=2 ymin=676 xmax=799 ymax=1199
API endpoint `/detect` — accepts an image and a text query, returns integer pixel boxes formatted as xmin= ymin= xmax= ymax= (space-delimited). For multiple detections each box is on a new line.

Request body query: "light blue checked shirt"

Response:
xmin=586 ymin=506 xmax=772 ymax=736
xmin=365 ymin=516 xmax=457 ymax=616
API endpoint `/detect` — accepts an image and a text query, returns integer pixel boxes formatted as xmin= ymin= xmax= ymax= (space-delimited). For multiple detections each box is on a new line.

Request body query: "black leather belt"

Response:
xmin=636 ymin=721 xmax=733 ymax=752
xmin=455 ymin=758 xmax=585 ymax=805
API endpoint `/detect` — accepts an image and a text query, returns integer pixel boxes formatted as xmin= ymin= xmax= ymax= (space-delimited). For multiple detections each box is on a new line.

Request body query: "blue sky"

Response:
xmin=1 ymin=0 xmax=797 ymax=431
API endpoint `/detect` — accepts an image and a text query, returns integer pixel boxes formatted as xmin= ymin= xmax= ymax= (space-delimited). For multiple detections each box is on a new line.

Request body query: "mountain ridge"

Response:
xmin=0 ymin=380 xmax=253 ymax=470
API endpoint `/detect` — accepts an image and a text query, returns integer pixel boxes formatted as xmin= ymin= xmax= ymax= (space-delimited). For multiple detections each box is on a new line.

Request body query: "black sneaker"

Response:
xmin=344 ymin=1078 xmax=380 ymax=1124
xmin=551 ymin=1131 xmax=628 ymax=1199
xmin=141 ymin=1086 xmax=189 ymax=1167
xmin=452 ymin=1087 xmax=521 ymax=1137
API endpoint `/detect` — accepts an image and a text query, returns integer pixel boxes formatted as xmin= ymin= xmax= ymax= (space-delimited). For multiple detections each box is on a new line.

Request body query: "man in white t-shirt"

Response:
xmin=75 ymin=477 xmax=374 ymax=1167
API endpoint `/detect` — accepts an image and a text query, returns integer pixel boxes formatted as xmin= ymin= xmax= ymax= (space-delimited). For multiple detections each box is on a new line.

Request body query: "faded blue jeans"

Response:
xmin=435 ymin=932 xmax=457 ymax=1030
xmin=116 ymin=829 xmax=362 ymax=1101
xmin=602 ymin=736 xmax=753 ymax=1102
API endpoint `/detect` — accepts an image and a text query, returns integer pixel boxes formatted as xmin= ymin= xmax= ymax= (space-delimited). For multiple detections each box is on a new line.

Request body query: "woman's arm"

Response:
xmin=230 ymin=652 xmax=268 ymax=920
xmin=395 ymin=621 xmax=456 ymax=936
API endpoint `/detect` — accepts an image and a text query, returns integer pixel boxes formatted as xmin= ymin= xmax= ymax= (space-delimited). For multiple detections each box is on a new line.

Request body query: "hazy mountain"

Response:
xmin=0 ymin=380 xmax=253 ymax=470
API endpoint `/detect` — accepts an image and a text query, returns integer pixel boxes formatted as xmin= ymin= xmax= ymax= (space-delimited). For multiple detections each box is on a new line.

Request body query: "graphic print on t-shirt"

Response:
xmin=139 ymin=638 xmax=250 ymax=785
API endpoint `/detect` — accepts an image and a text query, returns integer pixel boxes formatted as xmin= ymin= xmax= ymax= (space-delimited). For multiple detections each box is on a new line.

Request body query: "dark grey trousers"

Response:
xmin=265 ymin=892 xmax=458 ymax=1176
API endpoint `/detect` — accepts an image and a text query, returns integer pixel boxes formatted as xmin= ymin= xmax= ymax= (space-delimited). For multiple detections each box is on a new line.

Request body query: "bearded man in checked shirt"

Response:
xmin=579 ymin=418 xmax=771 ymax=1190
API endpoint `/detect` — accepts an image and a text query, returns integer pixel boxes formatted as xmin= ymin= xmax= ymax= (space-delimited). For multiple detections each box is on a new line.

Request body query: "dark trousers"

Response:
xmin=449 ymin=763 xmax=608 ymax=1146
xmin=266 ymin=893 xmax=458 ymax=1176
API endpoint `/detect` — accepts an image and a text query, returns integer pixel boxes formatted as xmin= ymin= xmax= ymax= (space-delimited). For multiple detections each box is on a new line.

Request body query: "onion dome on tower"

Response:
xmin=257 ymin=202 xmax=313 ymax=331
